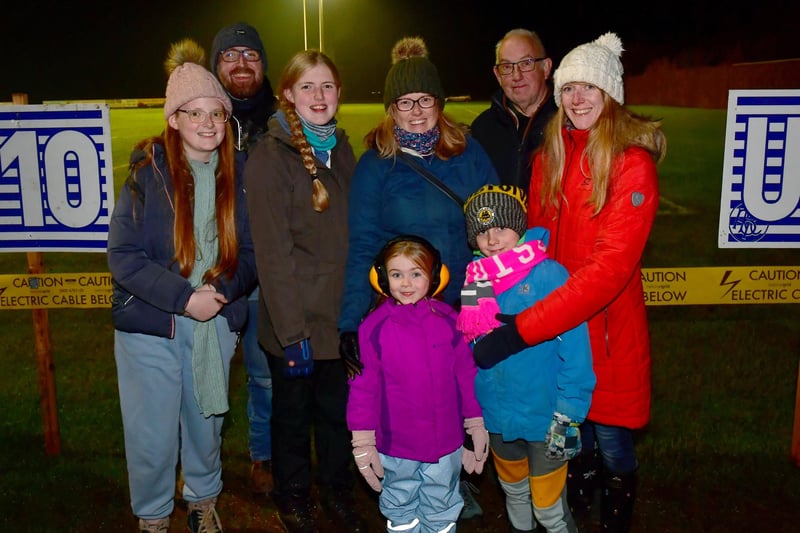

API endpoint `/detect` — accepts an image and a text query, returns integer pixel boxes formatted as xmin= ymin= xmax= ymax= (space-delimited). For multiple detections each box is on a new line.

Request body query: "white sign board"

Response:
xmin=0 ymin=104 xmax=114 ymax=252
xmin=719 ymin=90 xmax=800 ymax=248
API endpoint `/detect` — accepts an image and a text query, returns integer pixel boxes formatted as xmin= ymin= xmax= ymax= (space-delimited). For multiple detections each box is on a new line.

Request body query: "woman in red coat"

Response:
xmin=473 ymin=32 xmax=666 ymax=532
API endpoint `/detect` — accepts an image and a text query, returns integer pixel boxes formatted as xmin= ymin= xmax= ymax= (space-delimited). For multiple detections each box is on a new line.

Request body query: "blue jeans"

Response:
xmin=580 ymin=421 xmax=638 ymax=475
xmin=244 ymin=288 xmax=272 ymax=462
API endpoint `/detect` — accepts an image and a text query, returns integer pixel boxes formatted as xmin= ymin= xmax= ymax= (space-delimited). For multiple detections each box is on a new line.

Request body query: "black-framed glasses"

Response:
xmin=394 ymin=95 xmax=437 ymax=112
xmin=177 ymin=109 xmax=230 ymax=123
xmin=220 ymin=49 xmax=261 ymax=62
xmin=495 ymin=57 xmax=547 ymax=76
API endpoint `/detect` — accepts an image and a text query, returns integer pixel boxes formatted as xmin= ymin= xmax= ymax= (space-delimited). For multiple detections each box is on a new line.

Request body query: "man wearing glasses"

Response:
xmin=471 ymin=29 xmax=556 ymax=193
xmin=210 ymin=21 xmax=278 ymax=499
xmin=211 ymin=22 xmax=277 ymax=152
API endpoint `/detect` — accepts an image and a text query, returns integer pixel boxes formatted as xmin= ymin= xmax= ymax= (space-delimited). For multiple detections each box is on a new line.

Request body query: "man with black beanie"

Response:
xmin=211 ymin=21 xmax=278 ymax=152
xmin=210 ymin=21 xmax=277 ymax=498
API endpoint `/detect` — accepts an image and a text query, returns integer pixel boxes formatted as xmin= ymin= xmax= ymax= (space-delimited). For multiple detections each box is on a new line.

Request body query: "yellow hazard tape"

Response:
xmin=1 ymin=266 xmax=799 ymax=310
xmin=0 ymin=273 xmax=112 ymax=309
xmin=642 ymin=266 xmax=800 ymax=305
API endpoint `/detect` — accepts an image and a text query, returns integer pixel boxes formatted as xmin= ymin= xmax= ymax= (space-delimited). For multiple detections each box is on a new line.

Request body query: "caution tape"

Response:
xmin=642 ymin=266 xmax=800 ymax=305
xmin=1 ymin=266 xmax=799 ymax=310
xmin=0 ymin=273 xmax=112 ymax=309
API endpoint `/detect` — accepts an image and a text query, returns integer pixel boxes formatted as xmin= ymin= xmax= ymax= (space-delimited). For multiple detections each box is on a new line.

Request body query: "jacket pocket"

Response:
xmin=111 ymin=281 xmax=173 ymax=338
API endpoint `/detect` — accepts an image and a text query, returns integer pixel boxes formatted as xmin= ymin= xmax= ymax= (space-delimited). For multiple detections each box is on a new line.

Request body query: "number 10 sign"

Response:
xmin=0 ymin=104 xmax=115 ymax=252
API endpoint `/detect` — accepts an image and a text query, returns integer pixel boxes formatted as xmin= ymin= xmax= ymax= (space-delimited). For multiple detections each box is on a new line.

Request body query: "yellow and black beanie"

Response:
xmin=383 ymin=36 xmax=445 ymax=109
xmin=464 ymin=184 xmax=528 ymax=249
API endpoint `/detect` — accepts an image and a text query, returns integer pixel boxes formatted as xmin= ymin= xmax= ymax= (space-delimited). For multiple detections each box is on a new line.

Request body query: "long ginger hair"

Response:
xmin=131 ymin=37 xmax=239 ymax=283
xmin=129 ymin=125 xmax=238 ymax=284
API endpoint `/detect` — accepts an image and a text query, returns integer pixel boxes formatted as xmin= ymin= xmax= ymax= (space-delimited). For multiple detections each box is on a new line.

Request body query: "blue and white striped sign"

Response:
xmin=0 ymin=104 xmax=114 ymax=252
xmin=719 ymin=90 xmax=800 ymax=248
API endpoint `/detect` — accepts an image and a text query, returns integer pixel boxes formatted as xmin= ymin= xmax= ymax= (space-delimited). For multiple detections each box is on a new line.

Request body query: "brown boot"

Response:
xmin=250 ymin=459 xmax=274 ymax=495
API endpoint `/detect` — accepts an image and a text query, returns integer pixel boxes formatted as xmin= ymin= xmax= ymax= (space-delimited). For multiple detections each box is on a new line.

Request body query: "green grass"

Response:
xmin=2 ymin=104 xmax=800 ymax=531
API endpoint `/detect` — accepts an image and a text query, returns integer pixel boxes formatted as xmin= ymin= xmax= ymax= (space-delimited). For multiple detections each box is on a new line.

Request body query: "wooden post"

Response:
xmin=12 ymin=92 xmax=61 ymax=456
xmin=792 ymin=356 xmax=800 ymax=467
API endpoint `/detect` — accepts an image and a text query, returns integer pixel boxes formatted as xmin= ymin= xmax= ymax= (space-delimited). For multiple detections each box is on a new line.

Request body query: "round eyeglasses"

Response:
xmin=220 ymin=49 xmax=261 ymax=63
xmin=177 ymin=109 xmax=230 ymax=124
xmin=495 ymin=57 xmax=547 ymax=76
xmin=394 ymin=95 xmax=437 ymax=112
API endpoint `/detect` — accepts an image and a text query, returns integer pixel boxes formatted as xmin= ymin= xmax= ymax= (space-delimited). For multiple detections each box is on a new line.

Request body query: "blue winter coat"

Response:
xmin=474 ymin=228 xmax=595 ymax=441
xmin=107 ymin=144 xmax=256 ymax=338
xmin=347 ymin=298 xmax=482 ymax=462
xmin=338 ymin=138 xmax=498 ymax=333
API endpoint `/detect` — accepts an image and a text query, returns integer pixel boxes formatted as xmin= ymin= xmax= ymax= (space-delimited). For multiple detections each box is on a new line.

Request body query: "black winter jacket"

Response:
xmin=470 ymin=89 xmax=557 ymax=193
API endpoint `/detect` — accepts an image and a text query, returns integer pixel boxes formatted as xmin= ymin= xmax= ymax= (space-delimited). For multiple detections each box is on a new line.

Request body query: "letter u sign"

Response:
xmin=719 ymin=90 xmax=800 ymax=248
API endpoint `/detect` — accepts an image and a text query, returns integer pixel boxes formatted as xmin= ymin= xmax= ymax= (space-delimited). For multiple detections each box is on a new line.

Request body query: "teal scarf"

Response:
xmin=188 ymin=151 xmax=228 ymax=417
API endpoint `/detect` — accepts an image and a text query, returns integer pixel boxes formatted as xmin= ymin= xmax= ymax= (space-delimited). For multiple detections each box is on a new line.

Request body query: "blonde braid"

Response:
xmin=283 ymin=104 xmax=330 ymax=212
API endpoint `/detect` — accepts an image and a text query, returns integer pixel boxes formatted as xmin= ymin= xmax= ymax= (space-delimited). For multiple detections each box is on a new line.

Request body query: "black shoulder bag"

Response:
xmin=397 ymin=151 xmax=464 ymax=207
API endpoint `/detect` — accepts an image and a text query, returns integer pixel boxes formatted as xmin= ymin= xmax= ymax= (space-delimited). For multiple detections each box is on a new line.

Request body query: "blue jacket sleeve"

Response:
xmin=339 ymin=152 xmax=386 ymax=332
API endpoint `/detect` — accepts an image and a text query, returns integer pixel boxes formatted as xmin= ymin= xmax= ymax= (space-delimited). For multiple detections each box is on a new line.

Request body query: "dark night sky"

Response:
xmin=2 ymin=0 xmax=798 ymax=104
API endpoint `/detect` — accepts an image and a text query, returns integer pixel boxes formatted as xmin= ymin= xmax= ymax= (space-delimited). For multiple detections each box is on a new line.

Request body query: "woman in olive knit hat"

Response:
xmin=338 ymin=35 xmax=498 ymax=367
xmin=338 ymin=35 xmax=499 ymax=523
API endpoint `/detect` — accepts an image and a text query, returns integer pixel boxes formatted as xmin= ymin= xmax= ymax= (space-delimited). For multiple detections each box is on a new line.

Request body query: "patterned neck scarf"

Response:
xmin=393 ymin=124 xmax=440 ymax=156
xmin=456 ymin=239 xmax=549 ymax=342
xmin=276 ymin=110 xmax=337 ymax=164
xmin=298 ymin=113 xmax=337 ymax=151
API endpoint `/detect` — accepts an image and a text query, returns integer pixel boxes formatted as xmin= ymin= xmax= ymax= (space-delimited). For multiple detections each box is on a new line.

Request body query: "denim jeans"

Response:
xmin=244 ymin=288 xmax=272 ymax=462
xmin=580 ymin=421 xmax=638 ymax=474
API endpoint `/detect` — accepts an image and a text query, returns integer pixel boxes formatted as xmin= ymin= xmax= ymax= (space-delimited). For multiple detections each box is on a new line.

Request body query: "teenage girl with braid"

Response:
xmin=243 ymin=50 xmax=367 ymax=532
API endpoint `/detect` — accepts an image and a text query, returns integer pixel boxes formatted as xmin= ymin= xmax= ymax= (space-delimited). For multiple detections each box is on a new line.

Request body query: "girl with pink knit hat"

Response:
xmin=108 ymin=38 xmax=256 ymax=533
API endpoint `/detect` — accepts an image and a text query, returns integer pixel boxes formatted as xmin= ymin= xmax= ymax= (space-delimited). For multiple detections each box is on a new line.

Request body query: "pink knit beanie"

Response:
xmin=163 ymin=41 xmax=232 ymax=119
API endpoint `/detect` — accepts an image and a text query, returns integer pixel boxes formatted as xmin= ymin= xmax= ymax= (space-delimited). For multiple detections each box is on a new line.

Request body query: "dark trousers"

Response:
xmin=267 ymin=352 xmax=354 ymax=500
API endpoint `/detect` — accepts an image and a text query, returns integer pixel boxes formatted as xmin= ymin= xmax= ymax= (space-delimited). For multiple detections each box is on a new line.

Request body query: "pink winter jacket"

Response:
xmin=520 ymin=127 xmax=658 ymax=429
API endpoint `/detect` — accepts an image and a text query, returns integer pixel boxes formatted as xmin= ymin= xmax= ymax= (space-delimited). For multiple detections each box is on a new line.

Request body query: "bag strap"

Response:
xmin=397 ymin=151 xmax=464 ymax=207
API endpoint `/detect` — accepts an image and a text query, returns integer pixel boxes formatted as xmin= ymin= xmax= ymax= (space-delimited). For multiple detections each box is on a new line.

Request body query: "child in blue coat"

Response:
xmin=457 ymin=185 xmax=596 ymax=533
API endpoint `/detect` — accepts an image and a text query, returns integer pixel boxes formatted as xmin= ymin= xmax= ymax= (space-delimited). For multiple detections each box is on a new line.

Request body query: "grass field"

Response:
xmin=1 ymin=104 xmax=799 ymax=531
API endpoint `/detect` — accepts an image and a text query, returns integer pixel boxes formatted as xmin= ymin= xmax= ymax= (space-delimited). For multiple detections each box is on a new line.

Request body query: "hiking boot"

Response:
xmin=459 ymin=479 xmax=483 ymax=520
xmin=187 ymin=497 xmax=223 ymax=532
xmin=250 ymin=459 xmax=274 ymax=495
xmin=139 ymin=517 xmax=170 ymax=532
xmin=320 ymin=489 xmax=369 ymax=532
xmin=275 ymin=492 xmax=316 ymax=533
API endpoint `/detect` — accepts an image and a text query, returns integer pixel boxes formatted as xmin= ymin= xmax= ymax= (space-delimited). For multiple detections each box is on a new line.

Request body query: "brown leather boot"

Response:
xmin=249 ymin=459 xmax=274 ymax=495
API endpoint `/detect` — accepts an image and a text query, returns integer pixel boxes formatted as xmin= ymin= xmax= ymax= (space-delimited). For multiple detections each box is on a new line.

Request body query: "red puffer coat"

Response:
xmin=519 ymin=127 xmax=658 ymax=429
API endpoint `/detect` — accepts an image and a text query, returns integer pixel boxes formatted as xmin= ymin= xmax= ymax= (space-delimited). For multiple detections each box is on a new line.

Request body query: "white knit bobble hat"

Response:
xmin=553 ymin=32 xmax=624 ymax=107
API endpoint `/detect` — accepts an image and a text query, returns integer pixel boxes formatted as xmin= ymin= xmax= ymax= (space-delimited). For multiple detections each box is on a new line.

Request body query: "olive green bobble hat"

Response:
xmin=383 ymin=36 xmax=445 ymax=109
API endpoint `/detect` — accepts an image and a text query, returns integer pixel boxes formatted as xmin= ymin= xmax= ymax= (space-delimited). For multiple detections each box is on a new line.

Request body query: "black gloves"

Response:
xmin=472 ymin=314 xmax=529 ymax=369
xmin=339 ymin=331 xmax=364 ymax=379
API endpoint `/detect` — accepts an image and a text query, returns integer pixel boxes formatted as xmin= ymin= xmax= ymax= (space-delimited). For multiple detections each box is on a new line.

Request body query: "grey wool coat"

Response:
xmin=244 ymin=115 xmax=355 ymax=360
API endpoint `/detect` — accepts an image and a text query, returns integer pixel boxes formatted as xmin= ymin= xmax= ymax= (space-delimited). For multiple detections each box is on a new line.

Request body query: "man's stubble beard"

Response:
xmin=224 ymin=67 xmax=262 ymax=99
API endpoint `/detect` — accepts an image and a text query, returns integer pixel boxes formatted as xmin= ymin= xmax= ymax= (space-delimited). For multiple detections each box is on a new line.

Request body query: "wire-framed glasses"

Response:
xmin=495 ymin=57 xmax=547 ymax=76
xmin=220 ymin=49 xmax=261 ymax=62
xmin=394 ymin=95 xmax=437 ymax=111
xmin=177 ymin=109 xmax=230 ymax=123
